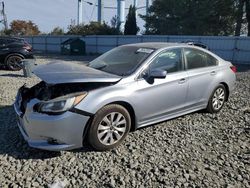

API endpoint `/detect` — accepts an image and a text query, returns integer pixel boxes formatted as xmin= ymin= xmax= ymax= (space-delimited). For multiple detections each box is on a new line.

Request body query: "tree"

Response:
xmin=124 ymin=5 xmax=139 ymax=35
xmin=111 ymin=16 xmax=119 ymax=28
xmin=8 ymin=20 xmax=40 ymax=36
xmin=110 ymin=16 xmax=121 ymax=34
xmin=50 ymin=26 xmax=64 ymax=35
xmin=67 ymin=22 xmax=121 ymax=35
xmin=141 ymin=0 xmax=236 ymax=36
xmin=235 ymin=0 xmax=245 ymax=36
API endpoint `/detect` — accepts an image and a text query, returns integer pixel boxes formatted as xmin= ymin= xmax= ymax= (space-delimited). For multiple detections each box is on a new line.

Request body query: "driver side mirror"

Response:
xmin=148 ymin=69 xmax=167 ymax=79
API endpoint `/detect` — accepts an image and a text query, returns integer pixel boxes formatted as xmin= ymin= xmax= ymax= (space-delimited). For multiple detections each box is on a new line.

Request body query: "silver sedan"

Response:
xmin=14 ymin=43 xmax=236 ymax=151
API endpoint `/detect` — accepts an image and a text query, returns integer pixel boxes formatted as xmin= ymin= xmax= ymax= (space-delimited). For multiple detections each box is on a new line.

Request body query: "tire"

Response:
xmin=206 ymin=84 xmax=227 ymax=113
xmin=5 ymin=54 xmax=24 ymax=71
xmin=87 ymin=104 xmax=131 ymax=151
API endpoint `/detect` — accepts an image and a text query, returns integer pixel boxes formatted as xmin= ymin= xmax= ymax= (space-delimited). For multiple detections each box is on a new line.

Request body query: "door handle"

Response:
xmin=210 ymin=71 xmax=216 ymax=75
xmin=178 ymin=78 xmax=186 ymax=84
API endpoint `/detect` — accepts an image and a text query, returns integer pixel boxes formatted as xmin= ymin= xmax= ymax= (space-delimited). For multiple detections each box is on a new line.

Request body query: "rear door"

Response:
xmin=184 ymin=48 xmax=219 ymax=107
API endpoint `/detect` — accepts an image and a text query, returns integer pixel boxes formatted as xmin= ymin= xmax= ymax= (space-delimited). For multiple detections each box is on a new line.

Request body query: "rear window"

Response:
xmin=206 ymin=54 xmax=218 ymax=66
xmin=184 ymin=48 xmax=218 ymax=70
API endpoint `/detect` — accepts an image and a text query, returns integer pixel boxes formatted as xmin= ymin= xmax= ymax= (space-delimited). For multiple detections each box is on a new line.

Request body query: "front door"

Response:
xmin=132 ymin=48 xmax=189 ymax=125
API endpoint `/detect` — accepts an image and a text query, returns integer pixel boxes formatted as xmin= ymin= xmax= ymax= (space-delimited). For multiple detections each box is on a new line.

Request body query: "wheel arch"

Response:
xmin=82 ymin=100 xmax=137 ymax=145
xmin=107 ymin=101 xmax=137 ymax=132
xmin=219 ymin=82 xmax=229 ymax=101
xmin=4 ymin=53 xmax=25 ymax=64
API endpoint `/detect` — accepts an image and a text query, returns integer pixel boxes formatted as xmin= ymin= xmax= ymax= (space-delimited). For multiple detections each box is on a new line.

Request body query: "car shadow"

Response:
xmin=0 ymin=105 xmax=61 ymax=159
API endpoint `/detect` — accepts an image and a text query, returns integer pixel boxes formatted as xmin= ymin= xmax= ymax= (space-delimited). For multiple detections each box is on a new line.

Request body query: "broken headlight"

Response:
xmin=35 ymin=93 xmax=87 ymax=114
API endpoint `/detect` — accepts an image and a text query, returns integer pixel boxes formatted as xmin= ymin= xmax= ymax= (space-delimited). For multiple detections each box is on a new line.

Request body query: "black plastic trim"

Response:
xmin=69 ymin=108 xmax=94 ymax=117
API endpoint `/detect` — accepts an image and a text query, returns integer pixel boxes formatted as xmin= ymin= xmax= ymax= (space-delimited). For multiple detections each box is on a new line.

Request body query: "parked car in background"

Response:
xmin=0 ymin=36 xmax=33 ymax=71
xmin=14 ymin=43 xmax=236 ymax=151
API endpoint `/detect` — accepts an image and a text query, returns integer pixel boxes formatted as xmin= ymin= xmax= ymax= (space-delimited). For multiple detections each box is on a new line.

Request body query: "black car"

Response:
xmin=0 ymin=36 xmax=34 ymax=71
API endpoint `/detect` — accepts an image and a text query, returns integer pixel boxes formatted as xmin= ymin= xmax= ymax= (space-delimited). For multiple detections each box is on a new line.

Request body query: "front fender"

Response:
xmin=75 ymin=83 xmax=137 ymax=114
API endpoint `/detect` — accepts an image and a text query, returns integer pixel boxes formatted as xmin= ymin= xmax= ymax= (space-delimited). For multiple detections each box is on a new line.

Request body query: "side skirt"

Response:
xmin=136 ymin=104 xmax=207 ymax=129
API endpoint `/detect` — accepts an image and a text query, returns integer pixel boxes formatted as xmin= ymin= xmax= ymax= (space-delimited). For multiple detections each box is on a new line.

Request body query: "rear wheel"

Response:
xmin=87 ymin=104 xmax=131 ymax=151
xmin=206 ymin=84 xmax=227 ymax=113
xmin=5 ymin=55 xmax=24 ymax=71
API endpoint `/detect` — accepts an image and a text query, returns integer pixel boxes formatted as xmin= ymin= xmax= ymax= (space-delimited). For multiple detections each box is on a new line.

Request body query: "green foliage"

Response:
xmin=141 ymin=0 xmax=236 ymax=36
xmin=124 ymin=5 xmax=139 ymax=35
xmin=50 ymin=26 xmax=64 ymax=35
xmin=67 ymin=22 xmax=121 ymax=35
xmin=8 ymin=20 xmax=40 ymax=36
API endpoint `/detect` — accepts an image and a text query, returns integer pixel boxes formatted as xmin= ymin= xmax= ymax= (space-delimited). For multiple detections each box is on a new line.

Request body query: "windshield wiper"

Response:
xmin=91 ymin=63 xmax=107 ymax=70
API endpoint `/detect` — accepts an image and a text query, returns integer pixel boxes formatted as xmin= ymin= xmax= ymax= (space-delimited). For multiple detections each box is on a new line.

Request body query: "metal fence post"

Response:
xmin=45 ymin=36 xmax=48 ymax=53
xmin=31 ymin=36 xmax=34 ymax=47
xmin=116 ymin=35 xmax=119 ymax=47
xmin=96 ymin=36 xmax=98 ymax=54
xmin=232 ymin=37 xmax=239 ymax=64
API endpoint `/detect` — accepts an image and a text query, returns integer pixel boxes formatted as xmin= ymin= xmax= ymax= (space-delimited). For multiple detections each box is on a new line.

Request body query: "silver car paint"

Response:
xmin=33 ymin=61 xmax=121 ymax=84
xmin=76 ymin=46 xmax=235 ymax=127
xmin=14 ymin=98 xmax=89 ymax=151
xmin=14 ymin=43 xmax=236 ymax=151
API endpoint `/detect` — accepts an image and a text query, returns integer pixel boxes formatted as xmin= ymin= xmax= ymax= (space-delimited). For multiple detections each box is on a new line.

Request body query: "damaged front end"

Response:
xmin=17 ymin=81 xmax=115 ymax=115
xmin=14 ymin=81 xmax=116 ymax=151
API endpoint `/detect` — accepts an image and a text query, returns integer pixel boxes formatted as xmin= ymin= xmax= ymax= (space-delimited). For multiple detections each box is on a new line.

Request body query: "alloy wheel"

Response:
xmin=7 ymin=56 xmax=23 ymax=70
xmin=97 ymin=112 xmax=127 ymax=146
xmin=212 ymin=88 xmax=225 ymax=110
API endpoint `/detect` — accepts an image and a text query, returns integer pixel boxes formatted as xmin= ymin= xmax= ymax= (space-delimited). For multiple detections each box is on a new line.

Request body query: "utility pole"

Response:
xmin=98 ymin=0 xmax=103 ymax=23
xmin=134 ymin=0 xmax=138 ymax=18
xmin=146 ymin=0 xmax=149 ymax=17
xmin=0 ymin=1 xmax=7 ymax=30
xmin=77 ymin=0 xmax=83 ymax=25
xmin=145 ymin=0 xmax=150 ymax=33
xmin=117 ymin=0 xmax=125 ymax=31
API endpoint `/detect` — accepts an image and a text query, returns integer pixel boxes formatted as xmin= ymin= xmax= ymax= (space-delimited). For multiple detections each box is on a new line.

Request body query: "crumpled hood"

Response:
xmin=33 ymin=61 xmax=121 ymax=84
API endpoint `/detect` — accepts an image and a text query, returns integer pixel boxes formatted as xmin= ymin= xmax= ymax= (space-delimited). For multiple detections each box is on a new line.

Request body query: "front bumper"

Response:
xmin=14 ymin=97 xmax=90 ymax=151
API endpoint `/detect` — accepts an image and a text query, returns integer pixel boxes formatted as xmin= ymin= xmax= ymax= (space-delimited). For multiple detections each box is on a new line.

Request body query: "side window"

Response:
xmin=206 ymin=54 xmax=218 ymax=66
xmin=184 ymin=48 xmax=207 ymax=70
xmin=150 ymin=48 xmax=183 ymax=73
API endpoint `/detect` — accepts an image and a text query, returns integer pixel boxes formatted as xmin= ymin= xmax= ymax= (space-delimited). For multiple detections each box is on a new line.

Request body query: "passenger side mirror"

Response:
xmin=149 ymin=69 xmax=167 ymax=79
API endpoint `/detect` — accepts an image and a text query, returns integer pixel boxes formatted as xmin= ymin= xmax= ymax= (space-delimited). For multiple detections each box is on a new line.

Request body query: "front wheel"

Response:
xmin=87 ymin=104 xmax=131 ymax=151
xmin=206 ymin=84 xmax=227 ymax=113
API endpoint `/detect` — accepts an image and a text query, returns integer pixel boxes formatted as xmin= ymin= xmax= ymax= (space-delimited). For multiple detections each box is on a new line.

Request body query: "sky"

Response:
xmin=3 ymin=0 xmax=149 ymax=33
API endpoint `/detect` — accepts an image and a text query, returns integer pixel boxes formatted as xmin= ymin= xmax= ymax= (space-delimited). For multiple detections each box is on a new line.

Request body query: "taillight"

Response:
xmin=23 ymin=45 xmax=32 ymax=52
xmin=230 ymin=66 xmax=237 ymax=73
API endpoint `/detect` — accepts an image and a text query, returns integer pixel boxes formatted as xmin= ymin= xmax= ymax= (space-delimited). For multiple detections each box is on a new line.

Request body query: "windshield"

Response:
xmin=88 ymin=46 xmax=155 ymax=76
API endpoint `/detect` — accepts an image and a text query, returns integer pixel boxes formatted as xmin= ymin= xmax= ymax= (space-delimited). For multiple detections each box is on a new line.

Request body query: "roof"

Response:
xmin=123 ymin=42 xmax=188 ymax=49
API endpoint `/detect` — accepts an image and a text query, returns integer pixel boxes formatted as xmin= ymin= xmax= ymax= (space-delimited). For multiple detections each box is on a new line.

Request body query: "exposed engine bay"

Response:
xmin=18 ymin=81 xmax=114 ymax=114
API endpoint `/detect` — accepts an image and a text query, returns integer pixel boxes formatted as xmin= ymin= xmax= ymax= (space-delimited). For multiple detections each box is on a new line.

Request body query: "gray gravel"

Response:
xmin=0 ymin=55 xmax=249 ymax=187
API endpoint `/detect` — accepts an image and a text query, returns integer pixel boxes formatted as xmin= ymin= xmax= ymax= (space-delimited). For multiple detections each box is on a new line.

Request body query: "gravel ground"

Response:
xmin=0 ymin=55 xmax=249 ymax=187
